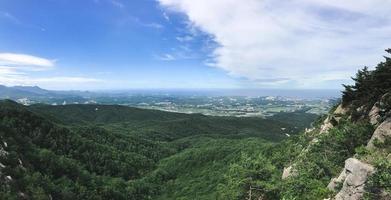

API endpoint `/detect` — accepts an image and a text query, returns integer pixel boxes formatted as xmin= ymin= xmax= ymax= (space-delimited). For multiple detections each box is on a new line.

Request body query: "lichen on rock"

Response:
xmin=367 ymin=118 xmax=391 ymax=150
xmin=330 ymin=158 xmax=375 ymax=200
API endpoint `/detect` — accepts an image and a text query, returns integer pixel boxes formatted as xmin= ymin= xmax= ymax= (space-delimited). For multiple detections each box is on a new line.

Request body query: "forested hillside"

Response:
xmin=1 ymin=50 xmax=389 ymax=199
xmin=223 ymin=49 xmax=391 ymax=200
xmin=0 ymin=98 xmax=316 ymax=199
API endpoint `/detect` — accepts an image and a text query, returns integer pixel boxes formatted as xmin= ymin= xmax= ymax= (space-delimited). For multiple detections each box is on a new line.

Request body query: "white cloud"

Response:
xmin=0 ymin=70 xmax=103 ymax=89
xmin=110 ymin=0 xmax=124 ymax=8
xmin=162 ymin=12 xmax=170 ymax=21
xmin=143 ymin=22 xmax=164 ymax=29
xmin=155 ymin=53 xmax=176 ymax=61
xmin=34 ymin=76 xmax=102 ymax=83
xmin=0 ymin=53 xmax=54 ymax=70
xmin=157 ymin=0 xmax=391 ymax=88
xmin=176 ymin=35 xmax=193 ymax=42
xmin=0 ymin=11 xmax=20 ymax=24
xmin=0 ymin=52 xmax=102 ymax=89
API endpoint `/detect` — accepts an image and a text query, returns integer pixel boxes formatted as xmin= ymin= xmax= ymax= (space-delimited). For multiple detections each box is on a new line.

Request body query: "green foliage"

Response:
xmin=279 ymin=120 xmax=373 ymax=199
xmin=0 ymin=99 xmax=316 ymax=199
xmin=2 ymin=48 xmax=389 ymax=200
xmin=342 ymin=49 xmax=391 ymax=111
xmin=364 ymin=159 xmax=391 ymax=199
xmin=29 ymin=103 xmax=317 ymax=142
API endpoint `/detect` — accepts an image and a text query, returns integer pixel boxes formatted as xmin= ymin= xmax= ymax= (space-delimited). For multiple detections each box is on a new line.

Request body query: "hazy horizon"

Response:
xmin=1 ymin=84 xmax=341 ymax=99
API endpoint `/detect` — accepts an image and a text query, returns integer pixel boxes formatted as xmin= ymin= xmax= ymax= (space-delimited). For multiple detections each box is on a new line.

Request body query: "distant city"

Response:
xmin=0 ymin=85 xmax=339 ymax=117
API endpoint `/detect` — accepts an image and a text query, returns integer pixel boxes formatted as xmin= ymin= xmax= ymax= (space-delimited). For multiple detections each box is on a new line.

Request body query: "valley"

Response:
xmin=0 ymin=99 xmax=317 ymax=199
xmin=1 ymin=51 xmax=390 ymax=199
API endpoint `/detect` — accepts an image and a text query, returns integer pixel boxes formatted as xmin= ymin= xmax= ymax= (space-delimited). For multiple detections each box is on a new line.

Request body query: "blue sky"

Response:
xmin=0 ymin=0 xmax=390 ymax=90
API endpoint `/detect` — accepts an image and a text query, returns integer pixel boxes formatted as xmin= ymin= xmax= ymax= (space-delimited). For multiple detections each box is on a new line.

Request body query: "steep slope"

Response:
xmin=279 ymin=49 xmax=391 ymax=200
xmin=0 ymin=97 xmax=318 ymax=199
xmin=213 ymin=49 xmax=391 ymax=200
xmin=0 ymin=100 xmax=177 ymax=199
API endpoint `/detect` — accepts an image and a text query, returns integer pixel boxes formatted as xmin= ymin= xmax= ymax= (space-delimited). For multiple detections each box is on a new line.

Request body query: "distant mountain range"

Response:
xmin=0 ymin=85 xmax=95 ymax=100
xmin=0 ymin=85 xmax=54 ymax=99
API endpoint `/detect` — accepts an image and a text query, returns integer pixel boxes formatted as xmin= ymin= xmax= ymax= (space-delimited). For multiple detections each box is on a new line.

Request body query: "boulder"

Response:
xmin=380 ymin=93 xmax=391 ymax=108
xmin=367 ymin=118 xmax=391 ymax=150
xmin=0 ymin=145 xmax=8 ymax=157
xmin=320 ymin=116 xmax=335 ymax=134
xmin=369 ymin=93 xmax=391 ymax=126
xmin=369 ymin=103 xmax=382 ymax=126
xmin=320 ymin=104 xmax=349 ymax=134
xmin=328 ymin=169 xmax=347 ymax=192
xmin=329 ymin=158 xmax=375 ymax=200
xmin=282 ymin=165 xmax=297 ymax=179
xmin=334 ymin=104 xmax=349 ymax=116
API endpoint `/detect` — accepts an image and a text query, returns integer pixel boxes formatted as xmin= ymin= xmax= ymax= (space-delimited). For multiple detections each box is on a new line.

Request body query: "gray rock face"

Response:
xmin=367 ymin=118 xmax=391 ymax=150
xmin=328 ymin=169 xmax=347 ymax=192
xmin=284 ymin=104 xmax=350 ymax=179
xmin=320 ymin=116 xmax=335 ymax=134
xmin=282 ymin=165 xmax=297 ymax=179
xmin=329 ymin=158 xmax=375 ymax=200
xmin=320 ymin=104 xmax=349 ymax=134
xmin=369 ymin=104 xmax=382 ymax=126
xmin=0 ymin=141 xmax=7 ymax=178
xmin=369 ymin=93 xmax=391 ymax=126
xmin=0 ymin=145 xmax=8 ymax=157
xmin=334 ymin=104 xmax=349 ymax=116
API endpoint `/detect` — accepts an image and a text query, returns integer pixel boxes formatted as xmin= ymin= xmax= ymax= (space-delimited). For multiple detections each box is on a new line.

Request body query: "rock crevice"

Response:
xmin=328 ymin=158 xmax=375 ymax=200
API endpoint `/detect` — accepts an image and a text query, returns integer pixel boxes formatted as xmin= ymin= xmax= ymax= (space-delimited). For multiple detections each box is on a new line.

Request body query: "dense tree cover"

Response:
xmin=0 ymin=100 xmax=151 ymax=199
xmin=29 ymin=104 xmax=316 ymax=142
xmin=0 ymin=99 xmax=316 ymax=199
xmin=3 ymin=100 xmax=368 ymax=199
xmin=208 ymin=120 xmax=373 ymax=200
xmin=280 ymin=120 xmax=373 ymax=199
xmin=1 ymin=49 xmax=389 ymax=199
xmin=342 ymin=49 xmax=391 ymax=110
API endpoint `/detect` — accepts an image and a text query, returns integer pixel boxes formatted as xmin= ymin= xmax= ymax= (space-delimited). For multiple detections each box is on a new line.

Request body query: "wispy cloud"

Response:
xmin=0 ymin=11 xmax=20 ymax=24
xmin=110 ymin=0 xmax=124 ymax=8
xmin=155 ymin=45 xmax=200 ymax=61
xmin=0 ymin=52 xmax=102 ymax=89
xmin=176 ymin=35 xmax=193 ymax=42
xmin=155 ymin=53 xmax=176 ymax=61
xmin=143 ymin=22 xmax=164 ymax=29
xmin=0 ymin=53 xmax=54 ymax=70
xmin=93 ymin=0 xmax=125 ymax=8
xmin=34 ymin=76 xmax=102 ymax=84
xmin=162 ymin=12 xmax=170 ymax=21
xmin=117 ymin=15 xmax=164 ymax=29
xmin=0 ymin=11 xmax=46 ymax=31
xmin=158 ymin=0 xmax=391 ymax=88
xmin=0 ymin=73 xmax=103 ymax=89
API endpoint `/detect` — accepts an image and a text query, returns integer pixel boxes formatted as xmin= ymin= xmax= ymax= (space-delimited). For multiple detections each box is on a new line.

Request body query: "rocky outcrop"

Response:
xmin=334 ymin=104 xmax=349 ymax=116
xmin=0 ymin=145 xmax=7 ymax=157
xmin=282 ymin=165 xmax=297 ymax=179
xmin=328 ymin=158 xmax=375 ymax=200
xmin=320 ymin=104 xmax=349 ymax=134
xmin=320 ymin=116 xmax=336 ymax=134
xmin=369 ymin=93 xmax=391 ymax=126
xmin=0 ymin=140 xmax=8 ymax=157
xmin=328 ymin=169 xmax=348 ymax=192
xmin=328 ymin=114 xmax=391 ymax=199
xmin=367 ymin=118 xmax=391 ymax=150
xmin=0 ymin=139 xmax=8 ymax=178
xmin=283 ymin=104 xmax=349 ymax=179
xmin=369 ymin=103 xmax=382 ymax=126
